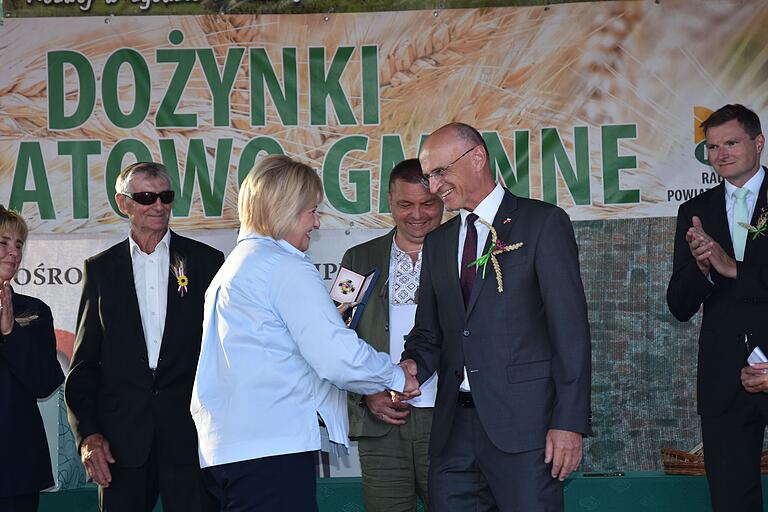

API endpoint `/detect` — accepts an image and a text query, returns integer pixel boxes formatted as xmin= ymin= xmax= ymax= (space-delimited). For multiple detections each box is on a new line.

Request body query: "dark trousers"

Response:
xmin=99 ymin=443 xmax=218 ymax=512
xmin=0 ymin=493 xmax=39 ymax=512
xmin=702 ymin=390 xmax=768 ymax=512
xmin=204 ymin=451 xmax=318 ymax=512
xmin=429 ymin=407 xmax=562 ymax=512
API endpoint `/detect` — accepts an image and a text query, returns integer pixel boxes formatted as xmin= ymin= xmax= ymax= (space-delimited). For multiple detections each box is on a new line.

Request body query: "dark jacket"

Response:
xmin=667 ymin=175 xmax=768 ymax=416
xmin=65 ymin=231 xmax=224 ymax=467
xmin=0 ymin=292 xmax=64 ymax=496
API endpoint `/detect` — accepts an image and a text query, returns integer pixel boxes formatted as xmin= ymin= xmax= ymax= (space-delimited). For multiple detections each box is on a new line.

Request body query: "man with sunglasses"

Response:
xmin=341 ymin=159 xmax=443 ymax=512
xmin=65 ymin=162 xmax=224 ymax=512
xmin=402 ymin=123 xmax=591 ymax=511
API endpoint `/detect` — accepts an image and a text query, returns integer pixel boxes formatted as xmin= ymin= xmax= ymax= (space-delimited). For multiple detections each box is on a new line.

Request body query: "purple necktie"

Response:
xmin=460 ymin=213 xmax=478 ymax=306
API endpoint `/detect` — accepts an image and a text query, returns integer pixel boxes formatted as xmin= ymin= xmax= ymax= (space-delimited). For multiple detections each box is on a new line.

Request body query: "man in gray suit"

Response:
xmin=342 ymin=159 xmax=443 ymax=511
xmin=402 ymin=123 xmax=591 ymax=511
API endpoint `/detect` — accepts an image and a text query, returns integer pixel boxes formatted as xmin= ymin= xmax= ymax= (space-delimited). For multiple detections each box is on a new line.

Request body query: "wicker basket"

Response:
xmin=662 ymin=448 xmax=768 ymax=475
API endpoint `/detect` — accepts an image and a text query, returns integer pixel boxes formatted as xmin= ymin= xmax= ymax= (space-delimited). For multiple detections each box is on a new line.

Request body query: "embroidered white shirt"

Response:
xmin=389 ymin=236 xmax=437 ymax=407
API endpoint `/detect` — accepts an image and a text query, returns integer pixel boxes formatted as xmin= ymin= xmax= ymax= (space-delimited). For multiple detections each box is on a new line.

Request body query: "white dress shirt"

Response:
xmin=388 ymin=236 xmax=437 ymax=407
xmin=456 ymin=184 xmax=505 ymax=391
xmin=192 ymin=232 xmax=407 ymax=468
xmin=724 ymin=167 xmax=764 ymax=235
xmin=129 ymin=230 xmax=170 ymax=370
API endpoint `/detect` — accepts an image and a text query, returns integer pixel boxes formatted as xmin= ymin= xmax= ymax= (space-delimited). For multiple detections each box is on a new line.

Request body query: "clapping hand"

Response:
xmin=686 ymin=216 xmax=737 ymax=279
xmin=0 ymin=280 xmax=14 ymax=336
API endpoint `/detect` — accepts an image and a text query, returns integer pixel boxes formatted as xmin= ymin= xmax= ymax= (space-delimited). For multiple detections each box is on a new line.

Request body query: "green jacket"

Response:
xmin=341 ymin=230 xmax=396 ymax=439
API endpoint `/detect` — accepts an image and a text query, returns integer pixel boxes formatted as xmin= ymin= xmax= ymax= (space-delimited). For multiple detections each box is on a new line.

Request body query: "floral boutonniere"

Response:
xmin=467 ymin=218 xmax=524 ymax=293
xmin=171 ymin=255 xmax=189 ymax=297
xmin=15 ymin=311 xmax=39 ymax=327
xmin=739 ymin=201 xmax=768 ymax=240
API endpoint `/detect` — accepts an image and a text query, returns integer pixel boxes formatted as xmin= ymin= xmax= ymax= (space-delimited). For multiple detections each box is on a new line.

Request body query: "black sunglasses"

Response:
xmin=121 ymin=190 xmax=175 ymax=205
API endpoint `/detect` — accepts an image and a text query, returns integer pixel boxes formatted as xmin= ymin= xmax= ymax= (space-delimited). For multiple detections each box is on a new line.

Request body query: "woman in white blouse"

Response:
xmin=191 ymin=155 xmax=418 ymax=511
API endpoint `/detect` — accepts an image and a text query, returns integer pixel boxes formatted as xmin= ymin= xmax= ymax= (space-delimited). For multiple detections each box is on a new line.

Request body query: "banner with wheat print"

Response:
xmin=1 ymin=1 xmax=766 ymax=234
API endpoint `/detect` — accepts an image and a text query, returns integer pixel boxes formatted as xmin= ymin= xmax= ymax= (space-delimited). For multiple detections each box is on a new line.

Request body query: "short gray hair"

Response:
xmin=115 ymin=162 xmax=172 ymax=194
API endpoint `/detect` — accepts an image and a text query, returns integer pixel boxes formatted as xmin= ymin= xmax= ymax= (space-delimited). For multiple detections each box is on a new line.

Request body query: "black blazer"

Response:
xmin=65 ymin=231 xmax=224 ymax=468
xmin=0 ymin=292 xmax=64 ymax=497
xmin=403 ymin=190 xmax=592 ymax=456
xmin=667 ymin=174 xmax=768 ymax=416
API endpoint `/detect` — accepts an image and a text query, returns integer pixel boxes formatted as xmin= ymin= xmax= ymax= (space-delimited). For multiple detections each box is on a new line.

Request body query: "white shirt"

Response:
xmin=456 ymin=184 xmax=505 ymax=391
xmin=129 ymin=230 xmax=170 ymax=370
xmin=388 ymin=236 xmax=437 ymax=407
xmin=724 ymin=167 xmax=764 ymax=235
xmin=192 ymin=232 xmax=407 ymax=468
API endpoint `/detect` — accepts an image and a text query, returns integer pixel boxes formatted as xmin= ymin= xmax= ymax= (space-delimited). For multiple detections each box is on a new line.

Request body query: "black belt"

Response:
xmin=457 ymin=391 xmax=475 ymax=408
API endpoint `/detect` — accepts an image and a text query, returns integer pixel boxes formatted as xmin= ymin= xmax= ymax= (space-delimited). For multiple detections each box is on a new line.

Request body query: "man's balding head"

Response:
xmin=419 ymin=122 xmax=495 ymax=211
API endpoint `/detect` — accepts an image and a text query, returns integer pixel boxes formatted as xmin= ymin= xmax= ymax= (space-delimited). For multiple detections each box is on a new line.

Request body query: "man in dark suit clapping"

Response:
xmin=65 ymin=162 xmax=224 ymax=512
xmin=668 ymin=104 xmax=768 ymax=512
xmin=402 ymin=123 xmax=591 ymax=511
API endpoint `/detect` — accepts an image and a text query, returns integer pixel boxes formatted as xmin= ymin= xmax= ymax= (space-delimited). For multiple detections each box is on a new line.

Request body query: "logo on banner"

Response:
xmin=667 ymin=107 xmax=720 ymax=203
xmin=694 ymin=106 xmax=713 ymax=165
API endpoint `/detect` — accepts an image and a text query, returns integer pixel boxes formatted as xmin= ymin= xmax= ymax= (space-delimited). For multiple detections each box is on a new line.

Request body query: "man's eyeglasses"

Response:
xmin=421 ymin=146 xmax=478 ymax=186
xmin=121 ymin=190 xmax=175 ymax=205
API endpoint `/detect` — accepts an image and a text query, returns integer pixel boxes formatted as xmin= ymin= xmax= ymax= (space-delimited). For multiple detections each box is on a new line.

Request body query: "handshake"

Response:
xmin=389 ymin=359 xmax=421 ymax=403
xmin=368 ymin=359 xmax=420 ymax=426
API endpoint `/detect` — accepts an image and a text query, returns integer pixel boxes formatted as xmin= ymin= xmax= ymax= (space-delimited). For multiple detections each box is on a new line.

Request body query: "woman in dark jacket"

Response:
xmin=0 ymin=205 xmax=64 ymax=511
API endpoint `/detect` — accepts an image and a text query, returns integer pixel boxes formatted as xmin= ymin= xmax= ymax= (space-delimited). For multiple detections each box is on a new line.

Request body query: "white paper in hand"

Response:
xmin=748 ymin=346 xmax=768 ymax=365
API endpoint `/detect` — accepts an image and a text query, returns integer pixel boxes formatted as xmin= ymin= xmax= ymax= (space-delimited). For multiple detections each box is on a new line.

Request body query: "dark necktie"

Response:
xmin=460 ymin=213 xmax=478 ymax=306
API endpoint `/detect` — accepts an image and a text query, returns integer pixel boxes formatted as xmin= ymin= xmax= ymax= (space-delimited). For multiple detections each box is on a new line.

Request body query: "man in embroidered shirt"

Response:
xmin=341 ymin=159 xmax=443 ymax=512
xmin=402 ymin=123 xmax=591 ymax=511
xmin=668 ymin=104 xmax=768 ymax=512
xmin=65 ymin=162 xmax=224 ymax=512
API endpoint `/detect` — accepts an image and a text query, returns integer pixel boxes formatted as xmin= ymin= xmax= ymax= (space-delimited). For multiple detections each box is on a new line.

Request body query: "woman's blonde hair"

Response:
xmin=0 ymin=205 xmax=29 ymax=245
xmin=238 ymin=155 xmax=323 ymax=240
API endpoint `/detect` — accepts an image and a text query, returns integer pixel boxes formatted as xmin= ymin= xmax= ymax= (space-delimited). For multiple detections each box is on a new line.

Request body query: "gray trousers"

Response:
xmin=428 ymin=407 xmax=562 ymax=512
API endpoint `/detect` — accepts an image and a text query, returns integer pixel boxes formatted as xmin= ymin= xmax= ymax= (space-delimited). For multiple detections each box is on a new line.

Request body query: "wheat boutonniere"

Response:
xmin=15 ymin=311 xmax=39 ymax=327
xmin=171 ymin=255 xmax=189 ymax=297
xmin=467 ymin=219 xmax=524 ymax=293
xmin=739 ymin=201 xmax=768 ymax=240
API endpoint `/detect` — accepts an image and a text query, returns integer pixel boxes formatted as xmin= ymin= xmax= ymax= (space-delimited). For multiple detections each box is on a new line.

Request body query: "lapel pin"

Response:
xmin=503 ymin=218 xmax=511 ymax=224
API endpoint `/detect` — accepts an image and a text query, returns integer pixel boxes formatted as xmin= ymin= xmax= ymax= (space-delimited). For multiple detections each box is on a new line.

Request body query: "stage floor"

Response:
xmin=38 ymin=471 xmax=768 ymax=511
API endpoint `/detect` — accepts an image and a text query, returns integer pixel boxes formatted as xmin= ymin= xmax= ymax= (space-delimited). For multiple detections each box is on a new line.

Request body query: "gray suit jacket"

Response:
xmin=341 ymin=230 xmax=396 ymax=439
xmin=403 ymin=190 xmax=592 ymax=456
